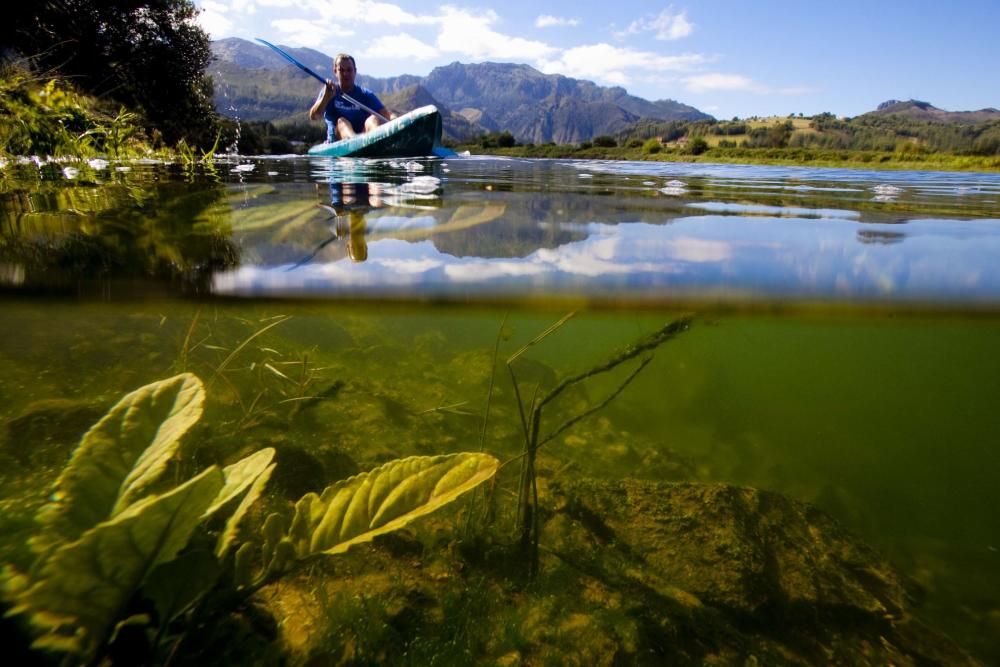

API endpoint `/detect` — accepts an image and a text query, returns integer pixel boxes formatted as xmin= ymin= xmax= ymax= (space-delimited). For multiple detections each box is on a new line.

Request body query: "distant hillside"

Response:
xmin=380 ymin=85 xmax=484 ymax=142
xmin=869 ymin=99 xmax=1000 ymax=124
xmin=419 ymin=61 xmax=710 ymax=144
xmin=211 ymin=38 xmax=332 ymax=73
xmin=208 ymin=37 xmax=711 ymax=144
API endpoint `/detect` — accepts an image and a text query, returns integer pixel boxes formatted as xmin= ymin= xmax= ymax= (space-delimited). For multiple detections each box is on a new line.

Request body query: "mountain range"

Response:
xmin=870 ymin=99 xmax=1000 ymax=124
xmin=208 ymin=38 xmax=711 ymax=143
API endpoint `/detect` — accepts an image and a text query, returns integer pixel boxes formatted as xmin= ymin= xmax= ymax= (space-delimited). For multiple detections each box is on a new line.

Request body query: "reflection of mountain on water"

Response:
xmin=414 ymin=191 xmax=688 ymax=259
xmin=857 ymin=229 xmax=906 ymax=245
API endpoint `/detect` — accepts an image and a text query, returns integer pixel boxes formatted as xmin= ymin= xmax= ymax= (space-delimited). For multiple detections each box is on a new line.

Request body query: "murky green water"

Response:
xmin=2 ymin=155 xmax=999 ymax=663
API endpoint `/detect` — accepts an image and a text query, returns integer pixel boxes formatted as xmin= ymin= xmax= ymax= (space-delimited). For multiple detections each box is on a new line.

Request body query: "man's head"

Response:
xmin=333 ymin=54 xmax=357 ymax=91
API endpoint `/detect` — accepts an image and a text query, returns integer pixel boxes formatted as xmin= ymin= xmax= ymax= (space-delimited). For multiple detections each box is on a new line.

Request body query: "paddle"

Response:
xmin=255 ymin=38 xmax=389 ymax=123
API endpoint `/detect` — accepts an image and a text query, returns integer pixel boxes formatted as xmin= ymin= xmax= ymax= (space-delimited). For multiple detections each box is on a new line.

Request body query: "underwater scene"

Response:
xmin=1 ymin=155 xmax=999 ymax=665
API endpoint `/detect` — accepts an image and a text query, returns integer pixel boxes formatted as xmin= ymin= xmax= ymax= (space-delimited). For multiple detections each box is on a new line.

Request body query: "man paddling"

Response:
xmin=309 ymin=54 xmax=396 ymax=142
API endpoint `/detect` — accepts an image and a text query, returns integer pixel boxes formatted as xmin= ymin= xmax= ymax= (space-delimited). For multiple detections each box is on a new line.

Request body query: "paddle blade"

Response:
xmin=255 ymin=38 xmax=326 ymax=85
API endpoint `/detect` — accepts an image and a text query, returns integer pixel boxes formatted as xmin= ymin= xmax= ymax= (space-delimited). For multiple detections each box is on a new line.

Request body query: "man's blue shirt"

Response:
xmin=322 ymin=86 xmax=384 ymax=140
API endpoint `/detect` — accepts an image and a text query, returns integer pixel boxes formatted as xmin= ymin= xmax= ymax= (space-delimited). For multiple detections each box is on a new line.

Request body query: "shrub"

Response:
xmin=686 ymin=136 xmax=709 ymax=155
xmin=642 ymin=138 xmax=662 ymax=154
xmin=592 ymin=135 xmax=617 ymax=148
xmin=479 ymin=131 xmax=516 ymax=148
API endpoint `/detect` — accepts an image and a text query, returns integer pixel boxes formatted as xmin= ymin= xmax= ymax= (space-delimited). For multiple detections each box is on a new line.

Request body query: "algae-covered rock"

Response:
xmin=545 ymin=479 xmax=980 ymax=666
xmin=244 ymin=480 xmax=980 ymax=666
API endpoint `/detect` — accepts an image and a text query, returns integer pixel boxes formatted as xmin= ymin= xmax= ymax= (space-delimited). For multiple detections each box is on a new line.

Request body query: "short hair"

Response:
xmin=334 ymin=53 xmax=356 ymax=69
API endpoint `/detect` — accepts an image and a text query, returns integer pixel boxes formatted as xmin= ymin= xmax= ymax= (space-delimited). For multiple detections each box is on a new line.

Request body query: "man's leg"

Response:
xmin=364 ymin=115 xmax=384 ymax=133
xmin=336 ymin=118 xmax=356 ymax=140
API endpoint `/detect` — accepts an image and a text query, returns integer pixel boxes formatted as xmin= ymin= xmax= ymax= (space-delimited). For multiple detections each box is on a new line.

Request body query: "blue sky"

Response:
xmin=194 ymin=0 xmax=999 ymax=119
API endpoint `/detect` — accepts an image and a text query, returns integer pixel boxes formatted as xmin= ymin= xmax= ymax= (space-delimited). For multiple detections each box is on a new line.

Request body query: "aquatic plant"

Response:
xmin=2 ymin=372 xmax=499 ymax=664
xmin=3 ymin=374 xmax=274 ymax=659
xmin=506 ymin=314 xmax=693 ymax=575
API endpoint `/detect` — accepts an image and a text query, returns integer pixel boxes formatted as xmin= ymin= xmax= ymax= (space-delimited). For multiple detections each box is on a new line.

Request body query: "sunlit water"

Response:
xmin=2 ymin=155 xmax=999 ymax=661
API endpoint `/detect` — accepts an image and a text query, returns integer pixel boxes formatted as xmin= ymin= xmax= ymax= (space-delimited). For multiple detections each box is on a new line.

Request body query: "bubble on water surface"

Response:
xmin=62 ymin=167 xmax=79 ymax=179
xmin=659 ymin=180 xmax=688 ymax=196
xmin=390 ymin=175 xmax=441 ymax=196
xmin=233 ymin=164 xmax=256 ymax=173
xmin=87 ymin=159 xmax=109 ymax=170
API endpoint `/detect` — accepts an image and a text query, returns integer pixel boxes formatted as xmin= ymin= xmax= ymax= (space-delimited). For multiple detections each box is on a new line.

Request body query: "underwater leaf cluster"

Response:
xmin=12 ymin=469 xmax=224 ymax=654
xmin=4 ymin=372 xmax=500 ymax=663
xmin=6 ymin=374 xmax=274 ymax=659
xmin=289 ymin=453 xmax=500 ymax=556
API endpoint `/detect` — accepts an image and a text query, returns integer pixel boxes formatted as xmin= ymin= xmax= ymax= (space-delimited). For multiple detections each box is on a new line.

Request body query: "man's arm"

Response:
xmin=309 ymin=81 xmax=336 ymax=121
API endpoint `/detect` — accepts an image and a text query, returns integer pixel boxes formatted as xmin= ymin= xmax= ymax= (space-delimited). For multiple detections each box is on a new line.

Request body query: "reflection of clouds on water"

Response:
xmin=212 ymin=213 xmax=1000 ymax=303
xmin=687 ymin=201 xmax=860 ymax=219
xmin=366 ymin=215 xmax=438 ymax=232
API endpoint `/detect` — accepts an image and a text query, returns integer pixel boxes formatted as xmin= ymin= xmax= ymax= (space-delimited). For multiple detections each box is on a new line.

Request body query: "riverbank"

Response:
xmin=463 ymin=143 xmax=1000 ymax=173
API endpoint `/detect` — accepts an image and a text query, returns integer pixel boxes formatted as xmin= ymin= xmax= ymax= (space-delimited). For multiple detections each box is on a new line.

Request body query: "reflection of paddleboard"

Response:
xmin=307 ymin=105 xmax=456 ymax=158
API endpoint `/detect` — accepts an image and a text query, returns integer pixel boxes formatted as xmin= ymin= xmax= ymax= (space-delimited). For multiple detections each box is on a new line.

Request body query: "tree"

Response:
xmin=4 ymin=1 xmax=218 ymax=148
xmin=686 ymin=136 xmax=709 ymax=155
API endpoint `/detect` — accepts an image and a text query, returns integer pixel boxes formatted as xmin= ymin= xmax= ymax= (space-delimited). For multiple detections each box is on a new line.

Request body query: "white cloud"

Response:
xmin=287 ymin=0 xmax=437 ymax=26
xmin=196 ymin=1 xmax=234 ymax=36
xmin=230 ymin=0 xmax=257 ymax=14
xmin=354 ymin=1 xmax=438 ymax=26
xmin=363 ymin=33 xmax=439 ymax=61
xmin=683 ymin=73 xmax=766 ymax=93
xmin=436 ymin=6 xmax=557 ymax=61
xmin=621 ymin=8 xmax=694 ymax=41
xmin=682 ymin=73 xmax=816 ymax=96
xmin=539 ymin=43 xmax=708 ymax=86
xmin=604 ymin=71 xmax=629 ymax=85
xmin=535 ymin=15 xmax=579 ymax=28
xmin=271 ymin=19 xmax=354 ymax=48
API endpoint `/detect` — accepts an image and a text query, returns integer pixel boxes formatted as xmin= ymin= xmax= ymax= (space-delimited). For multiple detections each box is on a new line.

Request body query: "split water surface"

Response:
xmin=2 ymin=154 xmax=999 ymax=664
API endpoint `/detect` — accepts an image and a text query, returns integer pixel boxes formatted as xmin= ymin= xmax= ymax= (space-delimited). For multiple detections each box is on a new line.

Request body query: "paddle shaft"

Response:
xmin=255 ymin=38 xmax=389 ymax=123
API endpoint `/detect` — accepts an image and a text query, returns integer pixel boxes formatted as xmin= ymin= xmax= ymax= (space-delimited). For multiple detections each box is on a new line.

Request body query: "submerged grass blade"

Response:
xmin=209 ymin=316 xmax=291 ymax=384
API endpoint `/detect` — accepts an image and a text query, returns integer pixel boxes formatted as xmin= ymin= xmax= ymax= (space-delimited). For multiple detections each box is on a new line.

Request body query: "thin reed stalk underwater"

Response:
xmin=506 ymin=314 xmax=694 ymax=576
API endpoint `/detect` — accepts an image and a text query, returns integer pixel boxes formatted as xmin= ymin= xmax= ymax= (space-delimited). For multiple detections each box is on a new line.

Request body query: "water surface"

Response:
xmin=2 ymin=155 xmax=999 ymax=662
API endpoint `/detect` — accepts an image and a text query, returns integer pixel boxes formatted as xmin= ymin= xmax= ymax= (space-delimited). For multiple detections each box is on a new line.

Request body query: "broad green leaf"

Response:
xmin=215 ymin=459 xmax=276 ymax=558
xmin=203 ymin=448 xmax=275 ymax=519
xmin=14 ymin=467 xmax=223 ymax=658
xmin=34 ymin=374 xmax=205 ymax=548
xmin=304 ymin=453 xmax=499 ymax=556
xmin=144 ymin=550 xmax=222 ymax=627
xmin=115 ymin=374 xmax=206 ymax=512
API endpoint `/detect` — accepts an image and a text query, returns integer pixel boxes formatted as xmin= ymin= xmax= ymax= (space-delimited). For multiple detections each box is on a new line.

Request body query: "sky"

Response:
xmin=194 ymin=0 xmax=1000 ymax=120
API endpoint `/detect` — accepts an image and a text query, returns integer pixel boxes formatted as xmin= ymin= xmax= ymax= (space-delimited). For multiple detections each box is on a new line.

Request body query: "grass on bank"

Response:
xmin=0 ymin=61 xmax=216 ymax=164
